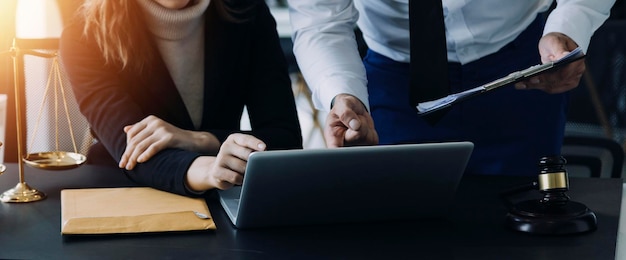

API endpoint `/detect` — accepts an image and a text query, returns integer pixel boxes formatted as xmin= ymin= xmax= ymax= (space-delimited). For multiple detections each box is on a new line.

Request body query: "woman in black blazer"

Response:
xmin=60 ymin=0 xmax=302 ymax=196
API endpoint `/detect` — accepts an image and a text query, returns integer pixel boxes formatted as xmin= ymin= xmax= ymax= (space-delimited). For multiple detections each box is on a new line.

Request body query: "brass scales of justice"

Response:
xmin=0 ymin=39 xmax=86 ymax=203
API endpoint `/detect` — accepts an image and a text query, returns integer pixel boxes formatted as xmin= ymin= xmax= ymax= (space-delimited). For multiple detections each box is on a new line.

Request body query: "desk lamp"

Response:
xmin=503 ymin=156 xmax=597 ymax=234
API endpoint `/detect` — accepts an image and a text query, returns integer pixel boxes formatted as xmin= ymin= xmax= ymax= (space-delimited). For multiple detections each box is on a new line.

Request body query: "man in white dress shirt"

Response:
xmin=288 ymin=0 xmax=615 ymax=176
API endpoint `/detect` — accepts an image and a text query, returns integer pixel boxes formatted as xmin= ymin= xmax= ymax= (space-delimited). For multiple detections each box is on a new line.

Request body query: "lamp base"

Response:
xmin=0 ymin=182 xmax=47 ymax=203
xmin=505 ymin=199 xmax=597 ymax=235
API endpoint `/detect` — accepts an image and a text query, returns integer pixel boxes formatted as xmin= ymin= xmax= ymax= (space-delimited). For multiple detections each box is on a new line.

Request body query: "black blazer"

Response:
xmin=60 ymin=2 xmax=302 ymax=196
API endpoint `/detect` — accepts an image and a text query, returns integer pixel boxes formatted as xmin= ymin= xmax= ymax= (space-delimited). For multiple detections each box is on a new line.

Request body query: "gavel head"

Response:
xmin=537 ymin=156 xmax=570 ymax=207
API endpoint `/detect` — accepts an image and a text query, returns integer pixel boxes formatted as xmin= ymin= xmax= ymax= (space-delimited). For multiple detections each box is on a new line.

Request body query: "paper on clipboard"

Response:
xmin=416 ymin=47 xmax=586 ymax=115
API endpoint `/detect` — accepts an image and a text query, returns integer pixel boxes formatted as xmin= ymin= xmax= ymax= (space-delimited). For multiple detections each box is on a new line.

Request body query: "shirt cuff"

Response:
xmin=543 ymin=4 xmax=612 ymax=54
xmin=314 ymin=76 xmax=370 ymax=112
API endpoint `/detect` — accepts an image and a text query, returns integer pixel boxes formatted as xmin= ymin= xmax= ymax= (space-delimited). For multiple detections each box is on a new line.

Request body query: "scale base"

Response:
xmin=0 ymin=182 xmax=47 ymax=203
xmin=505 ymin=199 xmax=597 ymax=235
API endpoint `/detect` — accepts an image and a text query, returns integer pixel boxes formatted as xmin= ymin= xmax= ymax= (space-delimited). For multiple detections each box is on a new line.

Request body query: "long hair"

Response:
xmin=78 ymin=0 xmax=257 ymax=72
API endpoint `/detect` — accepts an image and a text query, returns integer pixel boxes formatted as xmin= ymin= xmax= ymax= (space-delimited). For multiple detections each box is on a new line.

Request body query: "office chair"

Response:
xmin=13 ymin=38 xmax=93 ymax=160
xmin=562 ymin=135 xmax=624 ymax=178
xmin=278 ymin=36 xmax=327 ymax=149
xmin=563 ymin=20 xmax=626 ymax=178
xmin=566 ymin=20 xmax=626 ymax=147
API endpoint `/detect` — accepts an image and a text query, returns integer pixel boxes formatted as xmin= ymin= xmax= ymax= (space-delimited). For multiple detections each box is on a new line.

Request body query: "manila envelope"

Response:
xmin=61 ymin=187 xmax=216 ymax=235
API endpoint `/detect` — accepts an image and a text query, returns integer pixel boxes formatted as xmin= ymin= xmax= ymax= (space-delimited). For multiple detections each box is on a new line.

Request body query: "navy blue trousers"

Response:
xmin=364 ymin=16 xmax=568 ymax=176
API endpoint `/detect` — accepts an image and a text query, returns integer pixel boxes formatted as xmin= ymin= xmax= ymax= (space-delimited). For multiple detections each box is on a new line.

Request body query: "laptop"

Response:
xmin=218 ymin=141 xmax=474 ymax=229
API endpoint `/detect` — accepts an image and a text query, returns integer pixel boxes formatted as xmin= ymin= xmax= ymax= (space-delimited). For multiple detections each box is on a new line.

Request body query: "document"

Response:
xmin=416 ymin=47 xmax=586 ymax=115
xmin=61 ymin=187 xmax=216 ymax=235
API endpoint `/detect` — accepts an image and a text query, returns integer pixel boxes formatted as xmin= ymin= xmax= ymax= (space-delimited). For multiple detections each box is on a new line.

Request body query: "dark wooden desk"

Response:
xmin=0 ymin=163 xmax=621 ymax=259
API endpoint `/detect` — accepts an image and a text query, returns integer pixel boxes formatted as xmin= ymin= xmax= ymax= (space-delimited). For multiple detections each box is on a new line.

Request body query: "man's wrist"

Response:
xmin=331 ymin=94 xmax=369 ymax=112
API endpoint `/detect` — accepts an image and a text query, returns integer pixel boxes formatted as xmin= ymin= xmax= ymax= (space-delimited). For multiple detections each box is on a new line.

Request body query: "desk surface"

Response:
xmin=0 ymin=163 xmax=622 ymax=259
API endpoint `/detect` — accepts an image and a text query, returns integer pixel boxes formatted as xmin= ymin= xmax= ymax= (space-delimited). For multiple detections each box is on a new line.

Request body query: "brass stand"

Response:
xmin=0 ymin=182 xmax=45 ymax=202
xmin=0 ymin=39 xmax=47 ymax=203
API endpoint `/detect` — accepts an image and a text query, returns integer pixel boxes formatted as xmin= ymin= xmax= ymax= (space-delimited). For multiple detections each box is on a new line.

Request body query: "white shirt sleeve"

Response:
xmin=288 ymin=0 xmax=370 ymax=112
xmin=543 ymin=0 xmax=615 ymax=53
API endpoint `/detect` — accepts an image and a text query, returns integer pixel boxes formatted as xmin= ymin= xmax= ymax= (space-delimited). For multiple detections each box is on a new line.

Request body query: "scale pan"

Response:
xmin=23 ymin=152 xmax=86 ymax=170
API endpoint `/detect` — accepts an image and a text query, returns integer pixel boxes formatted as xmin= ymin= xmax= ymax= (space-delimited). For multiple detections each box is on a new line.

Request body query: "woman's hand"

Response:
xmin=185 ymin=133 xmax=267 ymax=191
xmin=119 ymin=115 xmax=220 ymax=170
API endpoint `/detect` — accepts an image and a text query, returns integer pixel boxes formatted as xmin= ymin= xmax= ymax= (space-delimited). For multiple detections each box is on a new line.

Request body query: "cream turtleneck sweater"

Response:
xmin=137 ymin=0 xmax=211 ymax=129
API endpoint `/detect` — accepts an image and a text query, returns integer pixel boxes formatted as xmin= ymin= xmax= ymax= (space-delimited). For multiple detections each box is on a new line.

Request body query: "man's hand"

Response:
xmin=514 ymin=32 xmax=585 ymax=94
xmin=324 ymin=94 xmax=378 ymax=147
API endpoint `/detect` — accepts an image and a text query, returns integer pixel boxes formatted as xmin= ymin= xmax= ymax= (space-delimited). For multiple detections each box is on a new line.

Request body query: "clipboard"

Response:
xmin=416 ymin=47 xmax=586 ymax=115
